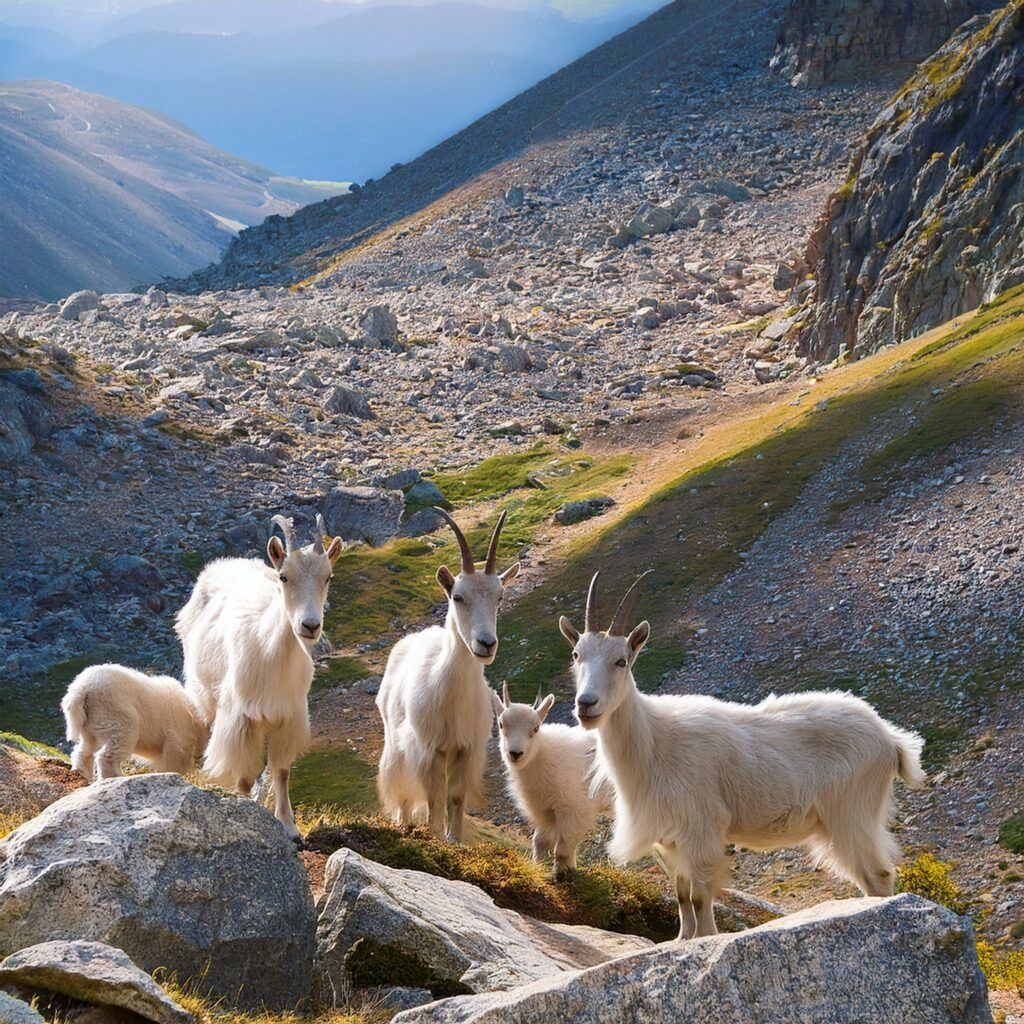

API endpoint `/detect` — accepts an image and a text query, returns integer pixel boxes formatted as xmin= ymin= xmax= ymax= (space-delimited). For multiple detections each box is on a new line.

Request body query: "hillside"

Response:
xmin=799 ymin=0 xmax=1024 ymax=360
xmin=0 ymin=80 xmax=346 ymax=300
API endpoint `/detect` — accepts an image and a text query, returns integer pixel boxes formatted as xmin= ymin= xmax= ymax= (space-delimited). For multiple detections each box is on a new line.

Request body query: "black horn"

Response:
xmin=433 ymin=507 xmax=475 ymax=574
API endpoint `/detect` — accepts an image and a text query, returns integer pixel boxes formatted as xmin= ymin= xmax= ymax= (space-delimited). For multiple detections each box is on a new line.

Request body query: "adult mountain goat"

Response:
xmin=560 ymin=571 xmax=926 ymax=939
xmin=376 ymin=508 xmax=519 ymax=841
xmin=176 ymin=514 xmax=343 ymax=842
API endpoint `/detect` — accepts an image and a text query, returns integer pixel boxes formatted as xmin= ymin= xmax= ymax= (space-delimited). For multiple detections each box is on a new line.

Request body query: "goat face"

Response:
xmin=559 ymin=618 xmax=650 ymax=729
xmin=437 ymin=563 xmax=518 ymax=663
xmin=267 ymin=531 xmax=344 ymax=644
xmin=491 ymin=688 xmax=555 ymax=767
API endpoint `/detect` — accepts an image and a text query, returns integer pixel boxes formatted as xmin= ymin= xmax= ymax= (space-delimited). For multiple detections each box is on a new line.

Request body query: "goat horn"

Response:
xmin=608 ymin=570 xmax=654 ymax=636
xmin=433 ymin=507 xmax=475 ymax=573
xmin=313 ymin=513 xmax=327 ymax=553
xmin=484 ymin=509 xmax=507 ymax=575
xmin=533 ymin=687 xmax=543 ymax=710
xmin=585 ymin=571 xmax=600 ymax=633
xmin=503 ymin=681 xmax=511 ymax=708
xmin=271 ymin=514 xmax=296 ymax=551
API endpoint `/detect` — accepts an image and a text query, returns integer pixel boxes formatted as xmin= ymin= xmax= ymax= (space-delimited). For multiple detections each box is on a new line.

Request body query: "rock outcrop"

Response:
xmin=0 ymin=940 xmax=193 ymax=1024
xmin=0 ymin=775 xmax=316 ymax=1010
xmin=799 ymin=2 xmax=1024 ymax=360
xmin=393 ymin=895 xmax=992 ymax=1024
xmin=314 ymin=849 xmax=652 ymax=999
xmin=770 ymin=0 xmax=989 ymax=87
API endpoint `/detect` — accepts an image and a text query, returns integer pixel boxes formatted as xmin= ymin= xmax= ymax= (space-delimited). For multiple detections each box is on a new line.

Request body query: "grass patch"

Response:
xmin=345 ymin=938 xmax=472 ymax=999
xmin=0 ymin=731 xmax=66 ymax=759
xmin=313 ymin=656 xmax=373 ymax=694
xmin=162 ymin=980 xmax=380 ymax=1024
xmin=897 ymin=853 xmax=970 ymax=915
xmin=303 ymin=814 xmax=678 ymax=941
xmin=999 ymin=814 xmax=1024 ymax=855
xmin=977 ymin=942 xmax=1024 ymax=994
xmin=290 ymin=749 xmax=377 ymax=812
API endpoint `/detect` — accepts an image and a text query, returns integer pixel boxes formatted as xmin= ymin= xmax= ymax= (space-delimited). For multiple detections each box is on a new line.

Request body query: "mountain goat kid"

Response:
xmin=560 ymin=571 xmax=927 ymax=940
xmin=491 ymin=682 xmax=613 ymax=874
xmin=62 ymin=663 xmax=209 ymax=781
xmin=176 ymin=514 xmax=343 ymax=843
xmin=376 ymin=508 xmax=519 ymax=842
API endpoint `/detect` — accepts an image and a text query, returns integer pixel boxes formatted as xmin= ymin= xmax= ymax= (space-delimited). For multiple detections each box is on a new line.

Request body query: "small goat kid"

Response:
xmin=560 ymin=572 xmax=926 ymax=940
xmin=491 ymin=682 xmax=613 ymax=874
xmin=176 ymin=514 xmax=343 ymax=842
xmin=62 ymin=663 xmax=209 ymax=781
xmin=376 ymin=508 xmax=519 ymax=841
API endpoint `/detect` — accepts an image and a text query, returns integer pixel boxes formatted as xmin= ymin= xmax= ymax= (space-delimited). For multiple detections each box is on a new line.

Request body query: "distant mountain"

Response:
xmin=0 ymin=3 xmax=645 ymax=179
xmin=0 ymin=80 xmax=347 ymax=300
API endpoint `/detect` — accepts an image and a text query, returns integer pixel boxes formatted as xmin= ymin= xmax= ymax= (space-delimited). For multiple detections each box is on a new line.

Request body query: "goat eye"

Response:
xmin=279 ymin=575 xmax=289 ymax=583
xmin=572 ymin=651 xmax=579 ymax=661
xmin=453 ymin=594 xmax=464 ymax=603
xmin=616 ymin=658 xmax=627 ymax=668
xmin=533 ymin=726 xmax=539 ymax=734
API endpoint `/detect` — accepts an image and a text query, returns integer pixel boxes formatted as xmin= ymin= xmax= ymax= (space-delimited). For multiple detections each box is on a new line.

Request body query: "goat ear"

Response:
xmin=499 ymin=562 xmax=520 ymax=586
xmin=326 ymin=536 xmax=344 ymax=563
xmin=267 ymin=536 xmax=286 ymax=569
xmin=536 ymin=694 xmax=555 ymax=722
xmin=628 ymin=620 xmax=650 ymax=656
xmin=558 ymin=616 xmax=580 ymax=646
xmin=489 ymin=687 xmax=505 ymax=720
xmin=437 ymin=565 xmax=456 ymax=595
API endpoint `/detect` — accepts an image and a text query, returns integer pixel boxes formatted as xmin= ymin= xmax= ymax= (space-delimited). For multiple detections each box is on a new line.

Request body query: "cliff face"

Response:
xmin=770 ymin=0 xmax=986 ymax=87
xmin=799 ymin=1 xmax=1024 ymax=362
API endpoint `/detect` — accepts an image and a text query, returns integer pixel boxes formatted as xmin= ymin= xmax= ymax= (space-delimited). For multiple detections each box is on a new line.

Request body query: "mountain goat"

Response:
xmin=559 ymin=571 xmax=927 ymax=939
xmin=376 ymin=508 xmax=519 ymax=842
xmin=62 ymin=663 xmax=209 ymax=781
xmin=175 ymin=513 xmax=343 ymax=843
xmin=491 ymin=682 xmax=613 ymax=874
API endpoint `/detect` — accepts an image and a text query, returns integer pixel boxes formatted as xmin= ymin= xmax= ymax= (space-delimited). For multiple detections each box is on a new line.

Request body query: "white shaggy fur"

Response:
xmin=376 ymin=509 xmax=519 ymax=841
xmin=62 ymin=663 xmax=209 ymax=781
xmin=561 ymin=573 xmax=927 ymax=939
xmin=175 ymin=515 xmax=342 ymax=841
xmin=491 ymin=684 xmax=613 ymax=874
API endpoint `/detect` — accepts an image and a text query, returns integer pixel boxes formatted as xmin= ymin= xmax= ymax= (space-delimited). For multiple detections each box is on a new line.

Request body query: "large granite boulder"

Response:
xmin=0 ymin=775 xmax=316 ymax=1010
xmin=0 ymin=991 xmax=45 ymax=1024
xmin=0 ymin=940 xmax=192 ymax=1024
xmin=315 ymin=849 xmax=652 ymax=998
xmin=393 ymin=895 xmax=992 ymax=1023
xmin=320 ymin=486 xmax=404 ymax=546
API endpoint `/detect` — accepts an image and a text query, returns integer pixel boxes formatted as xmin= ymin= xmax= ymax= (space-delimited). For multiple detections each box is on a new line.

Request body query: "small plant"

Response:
xmin=998 ymin=813 xmax=1024 ymax=854
xmin=896 ymin=853 xmax=970 ymax=915
xmin=976 ymin=942 xmax=1024 ymax=995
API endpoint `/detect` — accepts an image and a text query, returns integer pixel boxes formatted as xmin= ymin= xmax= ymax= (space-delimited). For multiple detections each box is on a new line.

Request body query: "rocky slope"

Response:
xmin=798 ymin=0 xmax=1024 ymax=360
xmin=769 ymin=0 xmax=991 ymax=86
xmin=0 ymin=81 xmax=346 ymax=300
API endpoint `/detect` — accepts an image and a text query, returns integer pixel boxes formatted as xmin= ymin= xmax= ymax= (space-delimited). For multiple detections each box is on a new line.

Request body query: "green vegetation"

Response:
xmin=998 ymin=813 xmax=1024 ymax=855
xmin=312 ymin=656 xmax=373 ymax=694
xmin=897 ymin=853 xmax=970 ymax=915
xmin=162 ymin=980 xmax=380 ymax=1024
xmin=345 ymin=938 xmax=472 ymax=998
xmin=0 ymin=731 xmax=66 ymax=759
xmin=303 ymin=814 xmax=678 ymax=941
xmin=290 ymin=749 xmax=377 ymax=811
xmin=976 ymin=942 xmax=1024 ymax=994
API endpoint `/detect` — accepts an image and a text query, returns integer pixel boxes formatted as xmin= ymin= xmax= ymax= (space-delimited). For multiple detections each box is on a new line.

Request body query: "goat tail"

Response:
xmin=890 ymin=724 xmax=927 ymax=790
xmin=61 ymin=684 xmax=88 ymax=742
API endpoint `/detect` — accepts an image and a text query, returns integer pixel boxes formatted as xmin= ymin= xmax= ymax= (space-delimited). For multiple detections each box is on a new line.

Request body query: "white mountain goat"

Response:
xmin=61 ymin=663 xmax=209 ymax=781
xmin=175 ymin=513 xmax=343 ymax=842
xmin=376 ymin=508 xmax=519 ymax=841
xmin=560 ymin=571 xmax=927 ymax=939
xmin=491 ymin=682 xmax=613 ymax=874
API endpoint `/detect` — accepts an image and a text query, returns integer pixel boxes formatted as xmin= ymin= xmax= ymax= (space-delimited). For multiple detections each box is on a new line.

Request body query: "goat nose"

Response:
xmin=478 ymin=637 xmax=497 ymax=652
xmin=302 ymin=619 xmax=321 ymax=634
xmin=509 ymin=750 xmax=523 ymax=761
xmin=577 ymin=695 xmax=598 ymax=710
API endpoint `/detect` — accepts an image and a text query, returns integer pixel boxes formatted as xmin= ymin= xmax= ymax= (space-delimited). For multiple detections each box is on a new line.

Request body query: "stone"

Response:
xmin=393 ymin=895 xmax=992 ymax=1023
xmin=324 ymin=385 xmax=374 ymax=419
xmin=399 ymin=507 xmax=444 ymax=537
xmin=321 ymin=486 xmax=404 ymax=546
xmin=772 ymin=262 xmax=798 ymax=291
xmin=0 ymin=940 xmax=193 ymax=1024
xmin=0 ymin=775 xmax=316 ymax=1010
xmin=361 ymin=305 xmax=398 ymax=345
xmin=0 ymin=991 xmax=45 ymax=1024
xmin=553 ymin=497 xmax=614 ymax=525
xmin=58 ymin=291 xmax=100 ymax=321
xmin=404 ymin=479 xmax=446 ymax=508
xmin=100 ymin=554 xmax=164 ymax=596
xmin=383 ymin=468 xmax=421 ymax=491
xmin=504 ymin=187 xmax=525 ymax=207
xmin=314 ymin=849 xmax=652 ymax=1000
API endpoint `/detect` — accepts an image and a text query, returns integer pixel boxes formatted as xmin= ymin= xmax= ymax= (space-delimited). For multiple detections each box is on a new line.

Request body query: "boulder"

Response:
xmin=100 ymin=554 xmax=164 ymax=596
xmin=314 ymin=849 xmax=651 ymax=999
xmin=361 ymin=305 xmax=398 ymax=345
xmin=393 ymin=895 xmax=992 ymax=1024
xmin=0 ymin=940 xmax=193 ymax=1024
xmin=0 ymin=991 xmax=44 ymax=1024
xmin=321 ymin=486 xmax=404 ymax=546
xmin=324 ymin=385 xmax=374 ymax=420
xmin=399 ymin=507 xmax=444 ymax=538
xmin=58 ymin=291 xmax=100 ymax=321
xmin=0 ymin=774 xmax=316 ymax=1010
xmin=553 ymin=497 xmax=615 ymax=526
